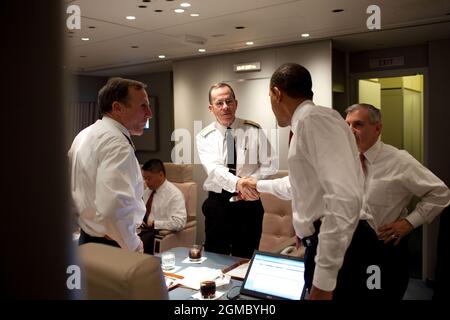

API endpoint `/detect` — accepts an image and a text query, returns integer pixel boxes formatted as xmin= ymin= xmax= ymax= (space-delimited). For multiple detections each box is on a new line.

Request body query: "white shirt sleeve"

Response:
xmin=301 ymin=114 xmax=362 ymax=291
xmin=196 ymin=133 xmax=239 ymax=193
xmin=95 ymin=138 xmax=144 ymax=251
xmin=257 ymin=176 xmax=292 ymax=200
xmin=400 ymin=152 xmax=450 ymax=228
xmin=154 ymin=187 xmax=187 ymax=231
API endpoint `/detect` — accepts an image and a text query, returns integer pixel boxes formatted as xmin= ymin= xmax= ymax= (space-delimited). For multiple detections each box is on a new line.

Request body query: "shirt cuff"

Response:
xmin=405 ymin=211 xmax=426 ymax=229
xmin=312 ymin=265 xmax=339 ymax=292
xmin=227 ymin=175 xmax=240 ymax=193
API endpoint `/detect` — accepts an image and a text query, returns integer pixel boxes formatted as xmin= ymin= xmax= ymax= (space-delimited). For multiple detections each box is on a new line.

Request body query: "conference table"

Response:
xmin=157 ymin=247 xmax=248 ymax=300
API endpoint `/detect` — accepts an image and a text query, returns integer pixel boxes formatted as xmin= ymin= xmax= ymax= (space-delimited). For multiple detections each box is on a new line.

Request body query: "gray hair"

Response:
xmin=208 ymin=82 xmax=236 ymax=104
xmin=345 ymin=103 xmax=381 ymax=124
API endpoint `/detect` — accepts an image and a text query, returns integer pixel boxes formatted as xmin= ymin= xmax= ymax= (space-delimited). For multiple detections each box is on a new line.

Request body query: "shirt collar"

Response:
xmin=363 ymin=139 xmax=382 ymax=165
xmin=214 ymin=118 xmax=241 ymax=137
xmin=291 ymin=99 xmax=314 ymax=131
xmin=102 ymin=115 xmax=131 ymax=139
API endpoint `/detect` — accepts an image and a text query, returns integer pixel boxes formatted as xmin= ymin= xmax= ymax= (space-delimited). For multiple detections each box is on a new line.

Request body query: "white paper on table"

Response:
xmin=177 ymin=267 xmax=229 ymax=290
xmin=165 ymin=276 xmax=180 ymax=289
xmin=224 ymin=262 xmax=249 ymax=280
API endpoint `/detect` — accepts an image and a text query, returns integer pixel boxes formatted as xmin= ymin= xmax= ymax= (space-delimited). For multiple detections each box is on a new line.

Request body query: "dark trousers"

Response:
xmin=202 ymin=190 xmax=264 ymax=259
xmin=139 ymin=227 xmax=156 ymax=255
xmin=380 ymin=236 xmax=410 ymax=300
xmin=78 ymin=228 xmax=120 ymax=248
xmin=303 ymin=220 xmax=384 ymax=300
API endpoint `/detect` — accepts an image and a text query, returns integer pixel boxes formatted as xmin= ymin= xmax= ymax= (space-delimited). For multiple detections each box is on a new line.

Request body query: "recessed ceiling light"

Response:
xmin=88 ymin=26 xmax=96 ymax=29
xmin=80 ymin=55 xmax=86 ymax=58
xmin=131 ymin=45 xmax=139 ymax=48
xmin=155 ymin=9 xmax=163 ymax=12
xmin=158 ymin=55 xmax=166 ymax=59
xmin=246 ymin=41 xmax=254 ymax=45
xmin=332 ymin=9 xmax=344 ymax=13
xmin=138 ymin=5 xmax=147 ymax=8
xmin=198 ymin=48 xmax=206 ymax=53
xmin=180 ymin=2 xmax=191 ymax=7
xmin=190 ymin=13 xmax=199 ymax=17
xmin=301 ymin=33 xmax=310 ymax=38
xmin=126 ymin=16 xmax=136 ymax=20
xmin=211 ymin=34 xmax=225 ymax=38
xmin=235 ymin=26 xmax=246 ymax=30
xmin=142 ymin=0 xmax=151 ymax=2
xmin=174 ymin=9 xmax=184 ymax=13
xmin=81 ymin=37 xmax=90 ymax=41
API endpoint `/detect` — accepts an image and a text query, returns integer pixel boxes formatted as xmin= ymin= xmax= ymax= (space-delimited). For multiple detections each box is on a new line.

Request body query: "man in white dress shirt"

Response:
xmin=68 ymin=77 xmax=152 ymax=253
xmin=139 ymin=159 xmax=187 ymax=254
xmin=345 ymin=103 xmax=450 ymax=299
xmin=268 ymin=63 xmax=381 ymax=300
xmin=196 ymin=82 xmax=276 ymax=258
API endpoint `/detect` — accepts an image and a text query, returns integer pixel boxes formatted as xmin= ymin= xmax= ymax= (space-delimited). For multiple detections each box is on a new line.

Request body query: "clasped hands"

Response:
xmin=235 ymin=176 xmax=259 ymax=201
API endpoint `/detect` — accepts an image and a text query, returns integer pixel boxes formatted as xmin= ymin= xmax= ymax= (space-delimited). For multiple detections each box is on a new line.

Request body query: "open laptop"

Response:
xmin=237 ymin=250 xmax=306 ymax=300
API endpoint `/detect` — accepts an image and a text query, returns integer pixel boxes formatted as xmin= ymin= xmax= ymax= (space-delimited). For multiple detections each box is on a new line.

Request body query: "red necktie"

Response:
xmin=359 ymin=153 xmax=367 ymax=176
xmin=143 ymin=190 xmax=155 ymax=225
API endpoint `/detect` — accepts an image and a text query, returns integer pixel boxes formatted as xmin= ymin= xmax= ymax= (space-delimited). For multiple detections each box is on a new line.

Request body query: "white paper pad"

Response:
xmin=177 ymin=267 xmax=227 ymax=290
xmin=224 ymin=262 xmax=249 ymax=280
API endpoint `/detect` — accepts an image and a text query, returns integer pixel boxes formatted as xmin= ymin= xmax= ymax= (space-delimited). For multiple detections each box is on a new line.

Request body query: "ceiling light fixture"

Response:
xmin=138 ymin=5 xmax=147 ymax=8
xmin=332 ymin=9 xmax=344 ymax=13
xmin=158 ymin=55 xmax=166 ymax=59
xmin=198 ymin=48 xmax=206 ymax=53
xmin=180 ymin=3 xmax=191 ymax=7
xmin=174 ymin=9 xmax=184 ymax=13
xmin=131 ymin=46 xmax=139 ymax=48
xmin=246 ymin=41 xmax=254 ymax=45
xmin=126 ymin=16 xmax=136 ymax=20
xmin=235 ymin=26 xmax=245 ymax=29
xmin=154 ymin=9 xmax=163 ymax=12
xmin=190 ymin=13 xmax=199 ymax=17
xmin=301 ymin=33 xmax=310 ymax=38
xmin=81 ymin=37 xmax=90 ymax=41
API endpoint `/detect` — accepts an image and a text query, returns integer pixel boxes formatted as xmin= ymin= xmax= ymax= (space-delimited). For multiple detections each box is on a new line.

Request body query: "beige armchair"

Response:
xmin=78 ymin=243 xmax=168 ymax=300
xmin=258 ymin=170 xmax=304 ymax=258
xmin=153 ymin=163 xmax=197 ymax=253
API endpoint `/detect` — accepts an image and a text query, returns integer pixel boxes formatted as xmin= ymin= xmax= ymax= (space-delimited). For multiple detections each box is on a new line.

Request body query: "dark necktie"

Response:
xmin=359 ymin=153 xmax=367 ymax=177
xmin=143 ymin=190 xmax=155 ymax=225
xmin=122 ymin=133 xmax=136 ymax=151
xmin=226 ymin=127 xmax=236 ymax=174
xmin=288 ymin=130 xmax=294 ymax=146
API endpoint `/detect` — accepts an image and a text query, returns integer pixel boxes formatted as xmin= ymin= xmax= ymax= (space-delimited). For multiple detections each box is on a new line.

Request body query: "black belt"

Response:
xmin=208 ymin=190 xmax=238 ymax=199
xmin=301 ymin=220 xmax=322 ymax=248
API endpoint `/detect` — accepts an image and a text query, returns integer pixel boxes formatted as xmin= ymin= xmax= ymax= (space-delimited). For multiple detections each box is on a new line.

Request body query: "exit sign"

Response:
xmin=369 ymin=56 xmax=405 ymax=68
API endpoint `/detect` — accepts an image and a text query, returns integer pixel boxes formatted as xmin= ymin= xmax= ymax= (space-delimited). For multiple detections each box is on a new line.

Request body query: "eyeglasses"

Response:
xmin=213 ymin=99 xmax=236 ymax=108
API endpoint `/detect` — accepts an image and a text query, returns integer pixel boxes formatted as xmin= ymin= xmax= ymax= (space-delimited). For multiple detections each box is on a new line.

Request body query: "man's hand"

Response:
xmin=378 ymin=218 xmax=414 ymax=245
xmin=236 ymin=177 xmax=260 ymax=200
xmin=308 ymin=285 xmax=333 ymax=300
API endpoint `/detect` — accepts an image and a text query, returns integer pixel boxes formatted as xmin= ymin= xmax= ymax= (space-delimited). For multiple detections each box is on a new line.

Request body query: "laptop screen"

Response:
xmin=240 ymin=250 xmax=306 ymax=300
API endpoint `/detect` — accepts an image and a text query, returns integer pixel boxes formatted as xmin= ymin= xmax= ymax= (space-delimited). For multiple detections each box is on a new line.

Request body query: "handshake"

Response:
xmin=233 ymin=177 xmax=259 ymax=201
